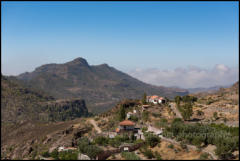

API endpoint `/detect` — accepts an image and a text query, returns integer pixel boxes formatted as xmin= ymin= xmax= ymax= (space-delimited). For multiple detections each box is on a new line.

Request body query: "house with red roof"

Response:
xmin=116 ymin=120 xmax=139 ymax=134
xmin=147 ymin=95 xmax=166 ymax=104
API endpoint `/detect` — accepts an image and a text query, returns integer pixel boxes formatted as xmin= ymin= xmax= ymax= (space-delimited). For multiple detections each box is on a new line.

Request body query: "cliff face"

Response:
xmin=1 ymin=75 xmax=89 ymax=124
xmin=17 ymin=57 xmax=188 ymax=114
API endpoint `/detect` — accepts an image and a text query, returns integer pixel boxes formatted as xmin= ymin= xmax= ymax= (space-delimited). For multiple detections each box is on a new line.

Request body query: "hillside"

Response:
xmin=191 ymin=81 xmax=239 ymax=126
xmin=17 ymin=57 xmax=188 ymax=114
xmin=1 ymin=76 xmax=89 ymax=124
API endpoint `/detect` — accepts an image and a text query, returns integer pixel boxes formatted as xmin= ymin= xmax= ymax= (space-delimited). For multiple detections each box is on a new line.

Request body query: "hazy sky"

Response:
xmin=1 ymin=2 xmax=239 ymax=88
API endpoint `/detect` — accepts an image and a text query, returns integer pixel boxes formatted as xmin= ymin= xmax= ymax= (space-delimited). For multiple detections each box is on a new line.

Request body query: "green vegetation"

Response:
xmin=155 ymin=118 xmax=168 ymax=128
xmin=199 ymin=153 xmax=209 ymax=160
xmin=181 ymin=95 xmax=197 ymax=103
xmin=78 ymin=137 xmax=103 ymax=159
xmin=164 ymin=121 xmax=239 ymax=160
xmin=142 ymin=127 xmax=147 ymax=133
xmin=121 ymin=152 xmax=140 ymax=160
xmin=142 ymin=111 xmax=149 ymax=122
xmin=174 ymin=96 xmax=182 ymax=106
xmin=140 ymin=147 xmax=154 ymax=159
xmin=152 ymin=112 xmax=161 ymax=118
xmin=174 ymin=95 xmax=196 ymax=120
xmin=168 ymin=144 xmax=174 ymax=149
xmin=142 ymin=93 xmax=147 ymax=104
xmin=58 ymin=150 xmax=78 ymax=160
xmin=42 ymin=149 xmax=78 ymax=160
xmin=1 ymin=76 xmax=89 ymax=123
xmin=129 ymin=115 xmax=138 ymax=122
xmin=213 ymin=112 xmax=218 ymax=120
xmin=196 ymin=110 xmax=204 ymax=116
xmin=119 ymin=105 xmax=126 ymax=121
xmin=154 ymin=151 xmax=162 ymax=160
xmin=50 ymin=149 xmax=59 ymax=160
xmin=42 ymin=151 xmax=50 ymax=158
xmin=180 ymin=102 xmax=193 ymax=120
xmin=112 ymin=134 xmax=131 ymax=146
xmin=206 ymin=97 xmax=214 ymax=105
xmin=144 ymin=133 xmax=161 ymax=148
xmin=93 ymin=136 xmax=109 ymax=146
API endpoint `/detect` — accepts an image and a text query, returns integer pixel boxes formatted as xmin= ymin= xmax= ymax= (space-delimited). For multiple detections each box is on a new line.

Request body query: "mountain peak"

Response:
xmin=67 ymin=57 xmax=89 ymax=66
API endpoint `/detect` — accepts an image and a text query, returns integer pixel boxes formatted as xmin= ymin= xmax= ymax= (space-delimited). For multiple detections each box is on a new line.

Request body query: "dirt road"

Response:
xmin=88 ymin=119 xmax=102 ymax=134
xmin=169 ymin=102 xmax=183 ymax=119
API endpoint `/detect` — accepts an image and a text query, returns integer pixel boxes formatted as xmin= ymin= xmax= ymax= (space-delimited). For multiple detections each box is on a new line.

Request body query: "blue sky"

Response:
xmin=1 ymin=2 xmax=239 ymax=87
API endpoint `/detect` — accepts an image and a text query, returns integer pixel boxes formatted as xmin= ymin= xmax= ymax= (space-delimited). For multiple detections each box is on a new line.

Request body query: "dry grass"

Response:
xmin=151 ymin=141 xmax=202 ymax=160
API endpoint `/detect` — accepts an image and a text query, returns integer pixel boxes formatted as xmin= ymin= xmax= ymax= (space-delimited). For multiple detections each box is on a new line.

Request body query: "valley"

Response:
xmin=1 ymin=81 xmax=238 ymax=160
xmin=1 ymin=59 xmax=239 ymax=160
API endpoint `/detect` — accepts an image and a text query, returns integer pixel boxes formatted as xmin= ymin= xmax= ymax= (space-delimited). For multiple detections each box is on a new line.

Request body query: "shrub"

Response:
xmin=172 ymin=118 xmax=183 ymax=124
xmin=142 ymin=127 xmax=147 ymax=133
xmin=50 ymin=149 xmax=59 ymax=159
xmin=142 ymin=93 xmax=147 ymax=105
xmin=142 ymin=111 xmax=149 ymax=121
xmin=129 ymin=115 xmax=138 ymax=122
xmin=93 ymin=136 xmax=109 ymax=145
xmin=142 ymin=148 xmax=154 ymax=159
xmin=199 ymin=152 xmax=209 ymax=160
xmin=196 ymin=110 xmax=204 ymax=116
xmin=121 ymin=152 xmax=140 ymax=160
xmin=152 ymin=113 xmax=161 ymax=118
xmin=109 ymin=135 xmax=130 ymax=147
xmin=155 ymin=118 xmax=168 ymax=128
xmin=181 ymin=102 xmax=193 ymax=120
xmin=145 ymin=133 xmax=160 ymax=148
xmin=213 ymin=112 xmax=218 ymax=120
xmin=42 ymin=151 xmax=50 ymax=157
xmin=174 ymin=96 xmax=182 ymax=106
xmin=180 ymin=141 xmax=187 ymax=150
xmin=154 ymin=151 xmax=162 ymax=160
xmin=165 ymin=121 xmax=239 ymax=159
xmin=78 ymin=137 xmax=103 ymax=159
xmin=58 ymin=150 xmax=78 ymax=160
xmin=168 ymin=144 xmax=174 ymax=149
xmin=119 ymin=105 xmax=126 ymax=121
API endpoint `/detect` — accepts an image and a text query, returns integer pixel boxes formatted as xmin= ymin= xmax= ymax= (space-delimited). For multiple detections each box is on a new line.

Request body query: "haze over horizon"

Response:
xmin=2 ymin=1 xmax=239 ymax=88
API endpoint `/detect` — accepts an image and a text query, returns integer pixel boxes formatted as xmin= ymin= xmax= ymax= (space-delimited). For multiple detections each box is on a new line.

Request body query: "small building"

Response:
xmin=158 ymin=97 xmax=166 ymax=104
xmin=119 ymin=143 xmax=134 ymax=152
xmin=134 ymin=129 xmax=145 ymax=140
xmin=108 ymin=132 xmax=117 ymax=138
xmin=147 ymin=95 xmax=166 ymax=104
xmin=119 ymin=120 xmax=135 ymax=131
xmin=147 ymin=95 xmax=159 ymax=104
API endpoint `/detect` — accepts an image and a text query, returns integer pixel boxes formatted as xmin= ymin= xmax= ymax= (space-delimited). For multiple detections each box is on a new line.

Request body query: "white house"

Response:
xmin=158 ymin=97 xmax=166 ymax=104
xmin=147 ymin=95 xmax=166 ymax=104
xmin=134 ymin=129 xmax=145 ymax=140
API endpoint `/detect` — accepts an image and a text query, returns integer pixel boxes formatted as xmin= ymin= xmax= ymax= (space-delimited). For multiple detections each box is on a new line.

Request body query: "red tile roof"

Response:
xmin=119 ymin=120 xmax=135 ymax=126
xmin=151 ymin=95 xmax=159 ymax=99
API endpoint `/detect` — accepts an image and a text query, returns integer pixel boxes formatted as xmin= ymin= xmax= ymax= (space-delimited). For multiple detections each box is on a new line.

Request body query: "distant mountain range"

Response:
xmin=187 ymin=85 xmax=232 ymax=94
xmin=16 ymin=57 xmax=188 ymax=114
